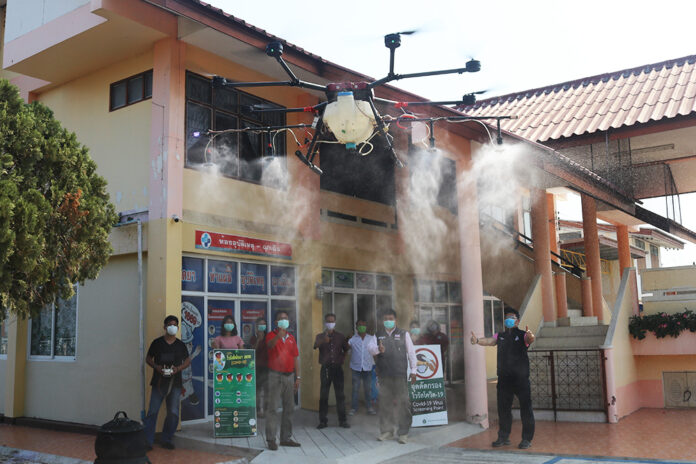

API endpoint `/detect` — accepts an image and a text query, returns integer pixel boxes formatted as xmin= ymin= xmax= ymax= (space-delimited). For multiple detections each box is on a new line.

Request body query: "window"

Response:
xmin=109 ymin=70 xmax=153 ymax=111
xmin=483 ymin=297 xmax=505 ymax=338
xmin=0 ymin=319 xmax=7 ymax=356
xmin=184 ymin=72 xmax=286 ymax=184
xmin=29 ymin=288 xmax=78 ymax=359
xmin=319 ymin=136 xmax=396 ymax=205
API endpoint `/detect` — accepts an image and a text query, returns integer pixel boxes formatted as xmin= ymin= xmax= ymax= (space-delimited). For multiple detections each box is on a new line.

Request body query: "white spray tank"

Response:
xmin=322 ymin=91 xmax=376 ymax=149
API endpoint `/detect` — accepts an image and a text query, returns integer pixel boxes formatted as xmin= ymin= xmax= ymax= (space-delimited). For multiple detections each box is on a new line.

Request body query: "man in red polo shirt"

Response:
xmin=264 ymin=310 xmax=301 ymax=450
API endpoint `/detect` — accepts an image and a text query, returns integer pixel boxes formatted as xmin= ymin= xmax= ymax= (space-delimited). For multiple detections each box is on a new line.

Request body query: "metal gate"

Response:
xmin=527 ymin=349 xmax=606 ymax=420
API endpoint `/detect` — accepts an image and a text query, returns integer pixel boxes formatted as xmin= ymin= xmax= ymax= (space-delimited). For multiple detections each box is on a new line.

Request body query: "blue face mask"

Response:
xmin=410 ymin=328 xmax=421 ymax=336
xmin=223 ymin=323 xmax=235 ymax=332
xmin=278 ymin=319 xmax=290 ymax=330
xmin=257 ymin=324 xmax=267 ymax=332
xmin=504 ymin=318 xmax=516 ymax=329
xmin=383 ymin=320 xmax=396 ymax=330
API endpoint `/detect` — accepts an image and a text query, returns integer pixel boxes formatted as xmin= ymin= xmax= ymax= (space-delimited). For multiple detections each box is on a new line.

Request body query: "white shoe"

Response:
xmin=377 ymin=432 xmax=393 ymax=441
xmin=348 ymin=409 xmax=356 ymax=416
xmin=398 ymin=434 xmax=408 ymax=444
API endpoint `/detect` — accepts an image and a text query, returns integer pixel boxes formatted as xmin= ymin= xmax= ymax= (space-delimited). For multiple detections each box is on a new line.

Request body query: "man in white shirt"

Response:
xmin=348 ymin=318 xmax=377 ymax=416
xmin=367 ymin=309 xmax=417 ymax=444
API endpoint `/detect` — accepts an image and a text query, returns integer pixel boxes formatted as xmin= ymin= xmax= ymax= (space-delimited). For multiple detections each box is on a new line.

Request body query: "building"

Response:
xmin=1 ymin=0 xmax=692 ymax=428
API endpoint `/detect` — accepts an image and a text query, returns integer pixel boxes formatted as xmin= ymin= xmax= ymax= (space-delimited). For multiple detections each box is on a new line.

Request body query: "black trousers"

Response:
xmin=319 ymin=364 xmax=346 ymax=424
xmin=497 ymin=374 xmax=535 ymax=441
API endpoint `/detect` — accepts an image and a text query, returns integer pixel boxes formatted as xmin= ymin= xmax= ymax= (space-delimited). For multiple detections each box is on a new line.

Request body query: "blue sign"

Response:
xmin=180 ymin=296 xmax=206 ymax=421
xmin=271 ymin=266 xmax=295 ymax=296
xmin=240 ymin=263 xmax=267 ymax=295
xmin=208 ymin=260 xmax=237 ymax=294
xmin=182 ymin=257 xmax=204 ymax=292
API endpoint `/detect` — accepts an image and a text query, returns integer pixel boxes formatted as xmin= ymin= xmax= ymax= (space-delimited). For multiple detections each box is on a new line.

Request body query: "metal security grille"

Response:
xmin=526 ymin=350 xmax=606 ymax=419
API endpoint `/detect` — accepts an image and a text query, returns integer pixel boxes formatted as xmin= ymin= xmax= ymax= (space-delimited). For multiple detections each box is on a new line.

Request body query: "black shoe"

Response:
xmin=339 ymin=422 xmax=351 ymax=428
xmin=492 ymin=437 xmax=510 ymax=447
xmin=280 ymin=439 xmax=302 ymax=447
xmin=518 ymin=439 xmax=532 ymax=449
xmin=317 ymin=423 xmax=328 ymax=429
xmin=267 ymin=440 xmax=278 ymax=451
xmin=161 ymin=441 xmax=175 ymax=450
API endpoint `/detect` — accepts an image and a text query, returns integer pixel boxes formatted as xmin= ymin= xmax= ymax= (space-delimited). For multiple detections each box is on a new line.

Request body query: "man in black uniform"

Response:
xmin=313 ymin=313 xmax=351 ymax=429
xmin=471 ymin=308 xmax=535 ymax=449
xmin=368 ymin=309 xmax=417 ymax=444
xmin=144 ymin=315 xmax=191 ymax=450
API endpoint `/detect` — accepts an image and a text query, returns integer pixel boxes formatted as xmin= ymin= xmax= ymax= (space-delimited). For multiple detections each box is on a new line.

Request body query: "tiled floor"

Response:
xmin=448 ymin=408 xmax=696 ymax=462
xmin=0 ymin=424 xmax=241 ymax=464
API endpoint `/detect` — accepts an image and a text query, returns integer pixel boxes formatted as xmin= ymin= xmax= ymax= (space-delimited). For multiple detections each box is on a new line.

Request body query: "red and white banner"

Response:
xmin=195 ymin=230 xmax=292 ymax=260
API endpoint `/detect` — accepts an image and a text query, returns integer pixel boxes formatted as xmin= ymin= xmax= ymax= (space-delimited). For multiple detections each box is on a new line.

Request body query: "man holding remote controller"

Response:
xmin=144 ymin=315 xmax=191 ymax=450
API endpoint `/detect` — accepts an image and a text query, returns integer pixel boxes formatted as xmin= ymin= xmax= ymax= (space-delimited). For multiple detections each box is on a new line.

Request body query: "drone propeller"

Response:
xmin=395 ymin=30 xmax=417 ymax=35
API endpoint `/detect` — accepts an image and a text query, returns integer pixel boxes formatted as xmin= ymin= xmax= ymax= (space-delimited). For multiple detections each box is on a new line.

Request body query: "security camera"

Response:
xmin=172 ymin=214 xmax=180 ymax=223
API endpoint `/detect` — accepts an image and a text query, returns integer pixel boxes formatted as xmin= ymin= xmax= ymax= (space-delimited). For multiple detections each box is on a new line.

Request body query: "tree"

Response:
xmin=0 ymin=80 xmax=117 ymax=319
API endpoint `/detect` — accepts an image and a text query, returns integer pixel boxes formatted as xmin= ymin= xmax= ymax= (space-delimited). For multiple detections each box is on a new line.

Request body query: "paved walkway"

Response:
xmin=179 ymin=407 xmax=482 ymax=464
xmin=0 ymin=423 xmax=246 ymax=464
xmin=449 ymin=409 xmax=696 ymax=462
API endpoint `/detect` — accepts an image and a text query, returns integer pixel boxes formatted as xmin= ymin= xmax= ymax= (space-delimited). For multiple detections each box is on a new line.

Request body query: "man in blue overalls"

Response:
xmin=471 ymin=308 xmax=536 ymax=449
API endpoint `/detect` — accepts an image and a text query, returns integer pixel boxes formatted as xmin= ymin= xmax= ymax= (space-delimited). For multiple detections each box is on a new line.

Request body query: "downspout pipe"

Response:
xmin=114 ymin=215 xmax=146 ymax=420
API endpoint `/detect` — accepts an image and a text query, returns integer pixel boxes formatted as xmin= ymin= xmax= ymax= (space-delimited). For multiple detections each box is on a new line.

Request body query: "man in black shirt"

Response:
xmin=143 ymin=315 xmax=191 ymax=450
xmin=313 ymin=313 xmax=350 ymax=429
xmin=471 ymin=308 xmax=536 ymax=450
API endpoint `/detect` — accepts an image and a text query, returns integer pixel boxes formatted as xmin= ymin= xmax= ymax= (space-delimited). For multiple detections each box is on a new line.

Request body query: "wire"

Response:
xmin=358 ymin=141 xmax=374 ymax=156
xmin=447 ymin=118 xmax=494 ymax=144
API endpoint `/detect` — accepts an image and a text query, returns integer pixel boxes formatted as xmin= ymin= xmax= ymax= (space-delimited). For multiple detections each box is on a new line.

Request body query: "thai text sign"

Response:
xmin=213 ymin=349 xmax=257 ymax=437
xmin=195 ymin=230 xmax=292 ymax=259
xmin=410 ymin=344 xmax=448 ymax=427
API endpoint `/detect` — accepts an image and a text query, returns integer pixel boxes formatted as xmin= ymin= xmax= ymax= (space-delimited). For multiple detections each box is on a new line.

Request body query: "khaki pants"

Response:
xmin=265 ymin=370 xmax=295 ymax=442
xmin=378 ymin=375 xmax=412 ymax=436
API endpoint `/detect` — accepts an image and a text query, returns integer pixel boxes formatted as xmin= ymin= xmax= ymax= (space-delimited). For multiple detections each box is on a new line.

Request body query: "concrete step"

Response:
xmin=539 ymin=325 xmax=608 ymax=338
xmin=567 ymin=308 xmax=583 ymax=318
xmin=531 ymin=335 xmax=606 ymax=350
xmin=557 ymin=315 xmax=598 ymax=326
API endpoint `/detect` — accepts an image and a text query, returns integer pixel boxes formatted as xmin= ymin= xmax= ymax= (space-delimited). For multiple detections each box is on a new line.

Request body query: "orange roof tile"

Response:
xmin=461 ymin=55 xmax=696 ymax=142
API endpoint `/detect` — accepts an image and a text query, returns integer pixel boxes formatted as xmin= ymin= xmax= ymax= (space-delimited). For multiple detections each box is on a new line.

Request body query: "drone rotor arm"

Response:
xmin=368 ymin=63 xmax=480 ymax=90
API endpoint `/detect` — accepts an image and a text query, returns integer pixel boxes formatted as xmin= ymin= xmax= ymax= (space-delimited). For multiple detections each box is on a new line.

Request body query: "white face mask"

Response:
xmin=166 ymin=325 xmax=178 ymax=336
xmin=325 ymin=322 xmax=336 ymax=330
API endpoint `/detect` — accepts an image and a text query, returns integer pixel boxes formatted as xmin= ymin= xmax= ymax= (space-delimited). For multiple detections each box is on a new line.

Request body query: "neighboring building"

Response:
xmin=1 ymin=0 xmax=693 ymax=428
xmin=466 ymin=54 xmax=696 ymax=419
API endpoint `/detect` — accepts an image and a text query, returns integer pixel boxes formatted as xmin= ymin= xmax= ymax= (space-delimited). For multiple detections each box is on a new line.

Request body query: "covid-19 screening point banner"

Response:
xmin=213 ymin=349 xmax=257 ymax=437
xmin=410 ymin=344 xmax=448 ymax=427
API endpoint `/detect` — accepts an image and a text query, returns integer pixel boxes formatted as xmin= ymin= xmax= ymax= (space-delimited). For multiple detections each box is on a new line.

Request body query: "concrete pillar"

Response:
xmin=547 ymin=193 xmax=559 ymax=262
xmin=147 ymin=38 xmax=186 ymax=426
xmin=581 ymin=195 xmax=604 ymax=322
xmin=581 ymin=277 xmax=593 ymax=318
xmin=456 ymin=151 xmax=488 ymax=428
xmin=555 ymin=272 xmax=568 ymax=319
xmin=530 ymin=188 xmax=555 ymax=324
xmin=616 ymin=225 xmax=631 ymax=279
xmin=3 ymin=316 xmax=28 ymax=418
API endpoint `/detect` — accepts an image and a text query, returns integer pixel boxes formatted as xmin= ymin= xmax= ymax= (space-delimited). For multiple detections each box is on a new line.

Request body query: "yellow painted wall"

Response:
xmin=23 ymin=255 xmax=145 ymax=424
xmin=602 ymin=260 xmax=622 ymax=310
xmin=637 ymin=356 xmax=696 ymax=380
xmin=36 ymin=52 xmax=153 ymax=213
xmin=641 ymin=266 xmax=696 ymax=291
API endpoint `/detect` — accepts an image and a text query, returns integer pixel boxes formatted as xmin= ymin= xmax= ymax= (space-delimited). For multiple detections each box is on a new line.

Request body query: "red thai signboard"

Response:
xmin=195 ymin=230 xmax=292 ymax=260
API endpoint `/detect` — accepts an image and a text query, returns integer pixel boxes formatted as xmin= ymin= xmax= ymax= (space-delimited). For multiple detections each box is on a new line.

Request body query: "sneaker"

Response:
xmin=317 ymin=423 xmax=327 ymax=429
xmin=161 ymin=441 xmax=175 ymax=450
xmin=397 ymin=434 xmax=408 ymax=444
xmin=377 ymin=432 xmax=393 ymax=441
xmin=491 ymin=437 xmax=510 ymax=447
xmin=340 ymin=422 xmax=351 ymax=429
xmin=367 ymin=408 xmax=377 ymax=415
xmin=267 ymin=440 xmax=278 ymax=451
xmin=518 ymin=439 xmax=532 ymax=449
xmin=280 ymin=439 xmax=302 ymax=447
xmin=348 ymin=409 xmax=356 ymax=416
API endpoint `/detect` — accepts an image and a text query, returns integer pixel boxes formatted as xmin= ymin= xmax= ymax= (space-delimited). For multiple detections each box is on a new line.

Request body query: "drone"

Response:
xmin=206 ymin=31 xmax=516 ymax=175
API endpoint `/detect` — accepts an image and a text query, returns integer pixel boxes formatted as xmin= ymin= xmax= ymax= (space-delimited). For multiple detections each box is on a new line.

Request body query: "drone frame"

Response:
xmin=209 ymin=34 xmax=514 ymax=175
